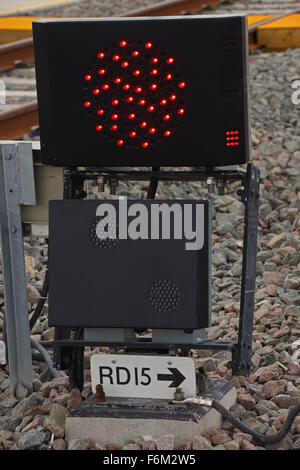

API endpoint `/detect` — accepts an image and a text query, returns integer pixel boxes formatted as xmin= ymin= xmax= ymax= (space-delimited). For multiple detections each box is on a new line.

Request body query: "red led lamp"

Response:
xmin=226 ymin=130 xmax=240 ymax=147
xmin=83 ymin=40 xmax=186 ymax=150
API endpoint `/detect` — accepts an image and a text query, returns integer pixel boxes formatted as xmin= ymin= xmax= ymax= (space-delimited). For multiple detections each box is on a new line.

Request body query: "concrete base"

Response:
xmin=65 ymin=379 xmax=237 ymax=448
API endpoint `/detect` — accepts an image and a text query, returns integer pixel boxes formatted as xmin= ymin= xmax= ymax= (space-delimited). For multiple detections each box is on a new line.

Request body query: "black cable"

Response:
xmin=32 ymin=353 xmax=44 ymax=362
xmin=31 ymin=338 xmax=60 ymax=379
xmin=29 ymin=261 xmax=49 ymax=331
xmin=147 ymin=166 xmax=160 ymax=199
xmin=39 ymin=366 xmax=52 ymax=382
xmin=212 ymin=399 xmax=300 ymax=445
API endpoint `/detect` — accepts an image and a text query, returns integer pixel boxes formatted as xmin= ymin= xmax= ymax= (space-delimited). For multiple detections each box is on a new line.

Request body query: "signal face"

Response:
xmin=33 ymin=16 xmax=250 ymax=167
xmin=84 ymin=39 xmax=186 ymax=151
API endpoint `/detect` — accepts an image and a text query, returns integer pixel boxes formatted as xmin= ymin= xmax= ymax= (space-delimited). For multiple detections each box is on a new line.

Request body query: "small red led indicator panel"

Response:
xmin=83 ymin=40 xmax=186 ymax=149
xmin=226 ymin=130 xmax=239 ymax=147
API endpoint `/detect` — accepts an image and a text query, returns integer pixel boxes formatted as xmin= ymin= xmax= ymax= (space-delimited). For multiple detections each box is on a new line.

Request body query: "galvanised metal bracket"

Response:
xmin=0 ymin=141 xmax=35 ymax=394
xmin=232 ymin=163 xmax=260 ymax=375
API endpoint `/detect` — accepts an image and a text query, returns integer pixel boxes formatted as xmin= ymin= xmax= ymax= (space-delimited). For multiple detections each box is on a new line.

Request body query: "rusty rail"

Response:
xmin=119 ymin=0 xmax=221 ymax=16
xmin=0 ymin=101 xmax=38 ymax=140
xmin=0 ymin=0 xmax=228 ymax=138
xmin=0 ymin=0 xmax=228 ymax=73
xmin=0 ymin=37 xmax=34 ymax=72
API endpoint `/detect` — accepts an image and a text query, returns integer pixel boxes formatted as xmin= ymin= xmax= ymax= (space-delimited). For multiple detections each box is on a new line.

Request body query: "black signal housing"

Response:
xmin=33 ymin=15 xmax=250 ymax=167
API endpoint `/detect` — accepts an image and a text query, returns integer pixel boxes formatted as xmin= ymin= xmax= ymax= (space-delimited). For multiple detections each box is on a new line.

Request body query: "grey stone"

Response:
xmin=15 ymin=384 xmax=29 ymax=401
xmin=259 ymin=203 xmax=272 ymax=219
xmin=154 ymin=434 xmax=174 ymax=450
xmin=0 ymin=429 xmax=13 ymax=443
xmin=256 ymin=403 xmax=278 ymax=418
xmin=17 ymin=427 xmax=48 ymax=449
xmin=261 ymin=352 xmax=279 ymax=366
xmin=52 ymin=439 xmax=66 ymax=450
xmin=122 ymin=443 xmax=141 ymax=450
xmin=257 ymin=251 xmax=273 ymax=263
xmin=0 ymin=394 xmax=19 ymax=408
xmin=196 ymin=358 xmax=217 ymax=372
xmin=44 ymin=403 xmax=67 ymax=438
xmin=217 ymin=222 xmax=234 ymax=235
xmin=0 ymin=378 xmax=11 ymax=391
xmin=32 ymin=378 xmax=42 ymax=392
xmin=12 ymin=392 xmax=42 ymax=416
xmin=254 ymin=423 xmax=269 ymax=434
xmin=68 ymin=439 xmax=86 ymax=450
xmin=292 ymin=437 xmax=300 ymax=450
xmin=0 ymin=415 xmax=21 ymax=432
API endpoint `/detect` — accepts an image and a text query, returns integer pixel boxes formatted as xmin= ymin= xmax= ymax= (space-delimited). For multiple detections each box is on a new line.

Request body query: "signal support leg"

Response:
xmin=0 ymin=142 xmax=34 ymax=394
xmin=232 ymin=163 xmax=260 ymax=375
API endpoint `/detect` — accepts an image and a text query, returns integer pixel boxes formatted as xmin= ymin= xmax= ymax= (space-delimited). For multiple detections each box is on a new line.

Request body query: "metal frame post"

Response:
xmin=232 ymin=163 xmax=260 ymax=375
xmin=0 ymin=141 xmax=35 ymax=394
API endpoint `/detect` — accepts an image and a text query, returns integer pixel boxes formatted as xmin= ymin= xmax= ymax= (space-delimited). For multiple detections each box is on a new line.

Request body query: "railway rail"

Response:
xmin=0 ymin=0 xmax=300 ymax=140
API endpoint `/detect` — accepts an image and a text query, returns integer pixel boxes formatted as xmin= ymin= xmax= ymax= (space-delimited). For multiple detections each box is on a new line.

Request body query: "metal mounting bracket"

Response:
xmin=54 ymin=162 xmax=260 ymax=381
xmin=0 ymin=141 xmax=35 ymax=394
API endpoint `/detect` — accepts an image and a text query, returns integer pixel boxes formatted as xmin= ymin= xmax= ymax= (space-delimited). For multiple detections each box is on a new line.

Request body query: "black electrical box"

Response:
xmin=33 ymin=15 xmax=250 ymax=167
xmin=48 ymin=199 xmax=211 ymax=329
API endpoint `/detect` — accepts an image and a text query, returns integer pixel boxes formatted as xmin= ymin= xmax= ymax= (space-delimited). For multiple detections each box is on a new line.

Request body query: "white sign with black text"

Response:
xmin=91 ymin=354 xmax=196 ymax=399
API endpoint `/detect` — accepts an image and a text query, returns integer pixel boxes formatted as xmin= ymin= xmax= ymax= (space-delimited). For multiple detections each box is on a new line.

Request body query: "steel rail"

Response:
xmin=0 ymin=0 xmax=228 ymax=73
xmin=119 ymin=0 xmax=225 ymax=17
xmin=0 ymin=37 xmax=34 ymax=72
xmin=0 ymin=101 xmax=38 ymax=140
xmin=1 ymin=2 xmax=300 ymax=71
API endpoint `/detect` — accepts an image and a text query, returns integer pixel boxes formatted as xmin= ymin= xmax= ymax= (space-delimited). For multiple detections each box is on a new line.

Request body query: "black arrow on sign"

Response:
xmin=157 ymin=368 xmax=185 ymax=388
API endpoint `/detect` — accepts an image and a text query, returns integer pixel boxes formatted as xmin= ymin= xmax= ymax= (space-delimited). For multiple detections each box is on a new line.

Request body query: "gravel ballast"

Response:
xmin=0 ymin=17 xmax=300 ymax=451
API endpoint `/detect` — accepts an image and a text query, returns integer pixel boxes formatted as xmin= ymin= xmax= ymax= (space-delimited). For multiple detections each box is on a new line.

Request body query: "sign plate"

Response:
xmin=0 ymin=340 xmax=6 ymax=365
xmin=91 ymin=354 xmax=196 ymax=399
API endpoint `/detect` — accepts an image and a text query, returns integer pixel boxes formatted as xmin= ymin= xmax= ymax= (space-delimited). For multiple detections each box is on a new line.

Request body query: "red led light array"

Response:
xmin=226 ymin=130 xmax=239 ymax=147
xmin=83 ymin=39 xmax=187 ymax=149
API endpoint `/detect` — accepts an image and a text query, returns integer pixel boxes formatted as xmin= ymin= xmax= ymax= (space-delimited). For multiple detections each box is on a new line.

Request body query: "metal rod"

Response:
xmin=50 ymin=339 xmax=235 ymax=351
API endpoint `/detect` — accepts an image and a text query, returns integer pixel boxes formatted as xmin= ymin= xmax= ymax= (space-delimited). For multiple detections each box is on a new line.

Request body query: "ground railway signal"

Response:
xmin=0 ymin=16 xmax=260 ymax=429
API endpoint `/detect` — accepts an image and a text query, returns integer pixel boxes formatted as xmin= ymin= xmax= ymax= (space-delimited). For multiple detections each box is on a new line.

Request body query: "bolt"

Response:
xmin=109 ymin=179 xmax=118 ymax=195
xmin=94 ymin=384 xmax=106 ymax=402
xmin=11 ymin=227 xmax=17 ymax=233
xmin=173 ymin=387 xmax=184 ymax=401
xmin=217 ymin=180 xmax=225 ymax=195
xmin=98 ymin=176 xmax=106 ymax=193
xmin=6 ymin=154 xmax=12 ymax=160
xmin=206 ymin=177 xmax=215 ymax=193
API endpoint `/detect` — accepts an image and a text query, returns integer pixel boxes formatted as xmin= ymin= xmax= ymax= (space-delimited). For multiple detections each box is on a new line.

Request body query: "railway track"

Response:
xmin=0 ymin=0 xmax=300 ymax=140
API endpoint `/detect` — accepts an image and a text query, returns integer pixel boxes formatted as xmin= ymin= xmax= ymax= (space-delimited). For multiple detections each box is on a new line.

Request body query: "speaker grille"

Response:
xmin=224 ymin=84 xmax=239 ymax=102
xmin=89 ymin=216 xmax=119 ymax=248
xmin=148 ymin=279 xmax=180 ymax=312
xmin=224 ymin=35 xmax=237 ymax=53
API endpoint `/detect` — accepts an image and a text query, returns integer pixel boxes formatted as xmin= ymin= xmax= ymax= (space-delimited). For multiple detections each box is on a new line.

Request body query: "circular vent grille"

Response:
xmin=89 ymin=216 xmax=119 ymax=248
xmin=148 ymin=279 xmax=180 ymax=313
xmin=83 ymin=39 xmax=187 ymax=150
